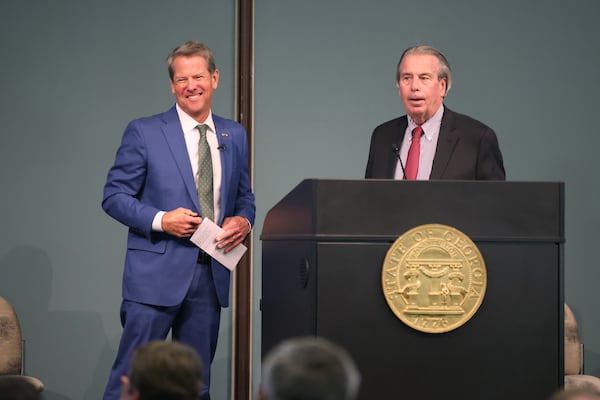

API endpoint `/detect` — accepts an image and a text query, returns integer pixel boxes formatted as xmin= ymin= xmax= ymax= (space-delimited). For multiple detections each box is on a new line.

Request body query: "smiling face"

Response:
xmin=397 ymin=53 xmax=447 ymax=125
xmin=169 ymin=55 xmax=219 ymax=123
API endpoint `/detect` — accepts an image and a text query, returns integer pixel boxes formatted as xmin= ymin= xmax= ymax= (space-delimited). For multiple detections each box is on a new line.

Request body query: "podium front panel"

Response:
xmin=316 ymin=242 xmax=560 ymax=400
xmin=261 ymin=180 xmax=564 ymax=400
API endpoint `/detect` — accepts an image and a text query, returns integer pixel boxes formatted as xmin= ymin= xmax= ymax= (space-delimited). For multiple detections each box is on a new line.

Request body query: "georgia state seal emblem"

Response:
xmin=382 ymin=224 xmax=487 ymax=333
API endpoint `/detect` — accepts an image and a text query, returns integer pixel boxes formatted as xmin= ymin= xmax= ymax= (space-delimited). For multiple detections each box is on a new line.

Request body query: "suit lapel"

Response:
xmin=214 ymin=116 xmax=232 ymax=224
xmin=430 ymin=108 xmax=459 ymax=179
xmin=161 ymin=107 xmax=200 ymax=209
xmin=388 ymin=117 xmax=408 ymax=177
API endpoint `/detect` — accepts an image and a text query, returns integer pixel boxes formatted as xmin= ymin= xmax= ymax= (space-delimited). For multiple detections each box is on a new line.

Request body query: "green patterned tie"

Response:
xmin=197 ymin=124 xmax=214 ymax=221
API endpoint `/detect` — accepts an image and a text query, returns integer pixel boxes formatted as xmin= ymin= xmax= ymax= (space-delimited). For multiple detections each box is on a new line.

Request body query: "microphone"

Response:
xmin=217 ymin=144 xmax=227 ymax=151
xmin=392 ymin=144 xmax=406 ymax=180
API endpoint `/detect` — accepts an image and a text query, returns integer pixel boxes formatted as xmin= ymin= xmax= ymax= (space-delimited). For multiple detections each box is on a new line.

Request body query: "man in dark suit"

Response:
xmin=365 ymin=45 xmax=505 ymax=180
xmin=102 ymin=41 xmax=255 ymax=400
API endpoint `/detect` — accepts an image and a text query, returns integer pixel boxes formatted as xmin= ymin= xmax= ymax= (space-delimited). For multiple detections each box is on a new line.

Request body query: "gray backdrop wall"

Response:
xmin=1 ymin=1 xmax=599 ymax=399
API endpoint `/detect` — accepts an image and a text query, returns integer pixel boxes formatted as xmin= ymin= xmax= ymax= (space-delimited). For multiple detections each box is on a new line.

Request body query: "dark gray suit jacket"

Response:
xmin=365 ymin=107 xmax=505 ymax=180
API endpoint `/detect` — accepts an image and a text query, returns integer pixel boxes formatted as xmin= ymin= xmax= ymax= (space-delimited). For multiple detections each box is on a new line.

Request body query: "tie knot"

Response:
xmin=412 ymin=126 xmax=424 ymax=138
xmin=197 ymin=124 xmax=208 ymax=137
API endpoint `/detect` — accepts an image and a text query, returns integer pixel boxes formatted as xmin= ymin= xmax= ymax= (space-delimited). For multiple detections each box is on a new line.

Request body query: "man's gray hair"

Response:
xmin=396 ymin=45 xmax=452 ymax=93
xmin=261 ymin=337 xmax=361 ymax=400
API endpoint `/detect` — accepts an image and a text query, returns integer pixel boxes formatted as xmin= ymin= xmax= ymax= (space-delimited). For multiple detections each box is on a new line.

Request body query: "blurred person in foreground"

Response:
xmin=259 ymin=337 xmax=361 ymax=400
xmin=550 ymin=387 xmax=600 ymax=400
xmin=120 ymin=341 xmax=203 ymax=400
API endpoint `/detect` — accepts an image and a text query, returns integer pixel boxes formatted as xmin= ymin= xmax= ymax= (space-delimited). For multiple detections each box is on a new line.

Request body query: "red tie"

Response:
xmin=405 ymin=126 xmax=423 ymax=180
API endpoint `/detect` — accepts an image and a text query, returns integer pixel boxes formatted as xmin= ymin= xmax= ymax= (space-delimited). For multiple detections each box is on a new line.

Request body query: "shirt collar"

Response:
xmin=407 ymin=104 xmax=444 ymax=141
xmin=175 ymin=104 xmax=216 ymax=135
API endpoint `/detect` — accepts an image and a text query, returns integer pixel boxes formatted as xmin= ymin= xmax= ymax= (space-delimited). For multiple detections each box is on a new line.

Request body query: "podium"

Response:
xmin=261 ymin=179 xmax=564 ymax=400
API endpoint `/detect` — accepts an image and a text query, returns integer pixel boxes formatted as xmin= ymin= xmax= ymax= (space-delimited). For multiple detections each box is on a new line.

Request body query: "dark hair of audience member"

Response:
xmin=126 ymin=341 xmax=203 ymax=400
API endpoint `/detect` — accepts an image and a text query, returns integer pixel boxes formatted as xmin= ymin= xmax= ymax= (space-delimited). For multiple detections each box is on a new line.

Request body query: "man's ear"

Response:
xmin=120 ymin=375 xmax=139 ymax=400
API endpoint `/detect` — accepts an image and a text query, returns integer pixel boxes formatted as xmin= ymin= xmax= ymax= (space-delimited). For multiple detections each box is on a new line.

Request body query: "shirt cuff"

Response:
xmin=152 ymin=211 xmax=166 ymax=232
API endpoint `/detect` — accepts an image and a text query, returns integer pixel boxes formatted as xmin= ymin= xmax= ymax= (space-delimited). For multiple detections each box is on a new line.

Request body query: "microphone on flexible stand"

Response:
xmin=392 ymin=144 xmax=406 ymax=180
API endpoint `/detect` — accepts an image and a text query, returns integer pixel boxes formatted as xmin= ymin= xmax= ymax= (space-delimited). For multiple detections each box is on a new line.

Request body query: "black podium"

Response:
xmin=261 ymin=179 xmax=564 ymax=400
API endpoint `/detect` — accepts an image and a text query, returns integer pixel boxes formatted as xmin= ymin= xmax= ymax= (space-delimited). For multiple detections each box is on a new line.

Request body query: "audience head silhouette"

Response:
xmin=260 ymin=337 xmax=361 ymax=400
xmin=550 ymin=388 xmax=600 ymax=400
xmin=120 ymin=341 xmax=203 ymax=400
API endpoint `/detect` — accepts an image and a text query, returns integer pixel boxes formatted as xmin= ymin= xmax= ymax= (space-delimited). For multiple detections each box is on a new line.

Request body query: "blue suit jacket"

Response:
xmin=102 ymin=106 xmax=255 ymax=308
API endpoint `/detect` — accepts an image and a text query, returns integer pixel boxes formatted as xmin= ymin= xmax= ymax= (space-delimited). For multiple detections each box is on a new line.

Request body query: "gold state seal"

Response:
xmin=382 ymin=224 xmax=487 ymax=333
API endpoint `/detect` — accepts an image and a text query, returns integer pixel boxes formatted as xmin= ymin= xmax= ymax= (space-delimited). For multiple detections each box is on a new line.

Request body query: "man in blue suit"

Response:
xmin=102 ymin=41 xmax=255 ymax=400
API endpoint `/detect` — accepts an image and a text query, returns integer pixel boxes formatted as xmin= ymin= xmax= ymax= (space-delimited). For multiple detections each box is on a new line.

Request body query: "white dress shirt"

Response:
xmin=151 ymin=105 xmax=222 ymax=231
xmin=394 ymin=105 xmax=444 ymax=180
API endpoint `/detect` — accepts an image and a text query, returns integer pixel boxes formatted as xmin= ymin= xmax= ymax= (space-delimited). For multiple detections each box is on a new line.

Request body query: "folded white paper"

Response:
xmin=190 ymin=218 xmax=247 ymax=271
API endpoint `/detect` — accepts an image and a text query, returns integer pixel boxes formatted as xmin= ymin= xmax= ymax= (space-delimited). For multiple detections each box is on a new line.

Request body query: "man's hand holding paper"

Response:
xmin=190 ymin=217 xmax=248 ymax=270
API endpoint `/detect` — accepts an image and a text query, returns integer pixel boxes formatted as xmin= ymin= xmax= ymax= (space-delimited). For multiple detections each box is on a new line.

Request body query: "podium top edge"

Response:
xmin=298 ymin=178 xmax=565 ymax=185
